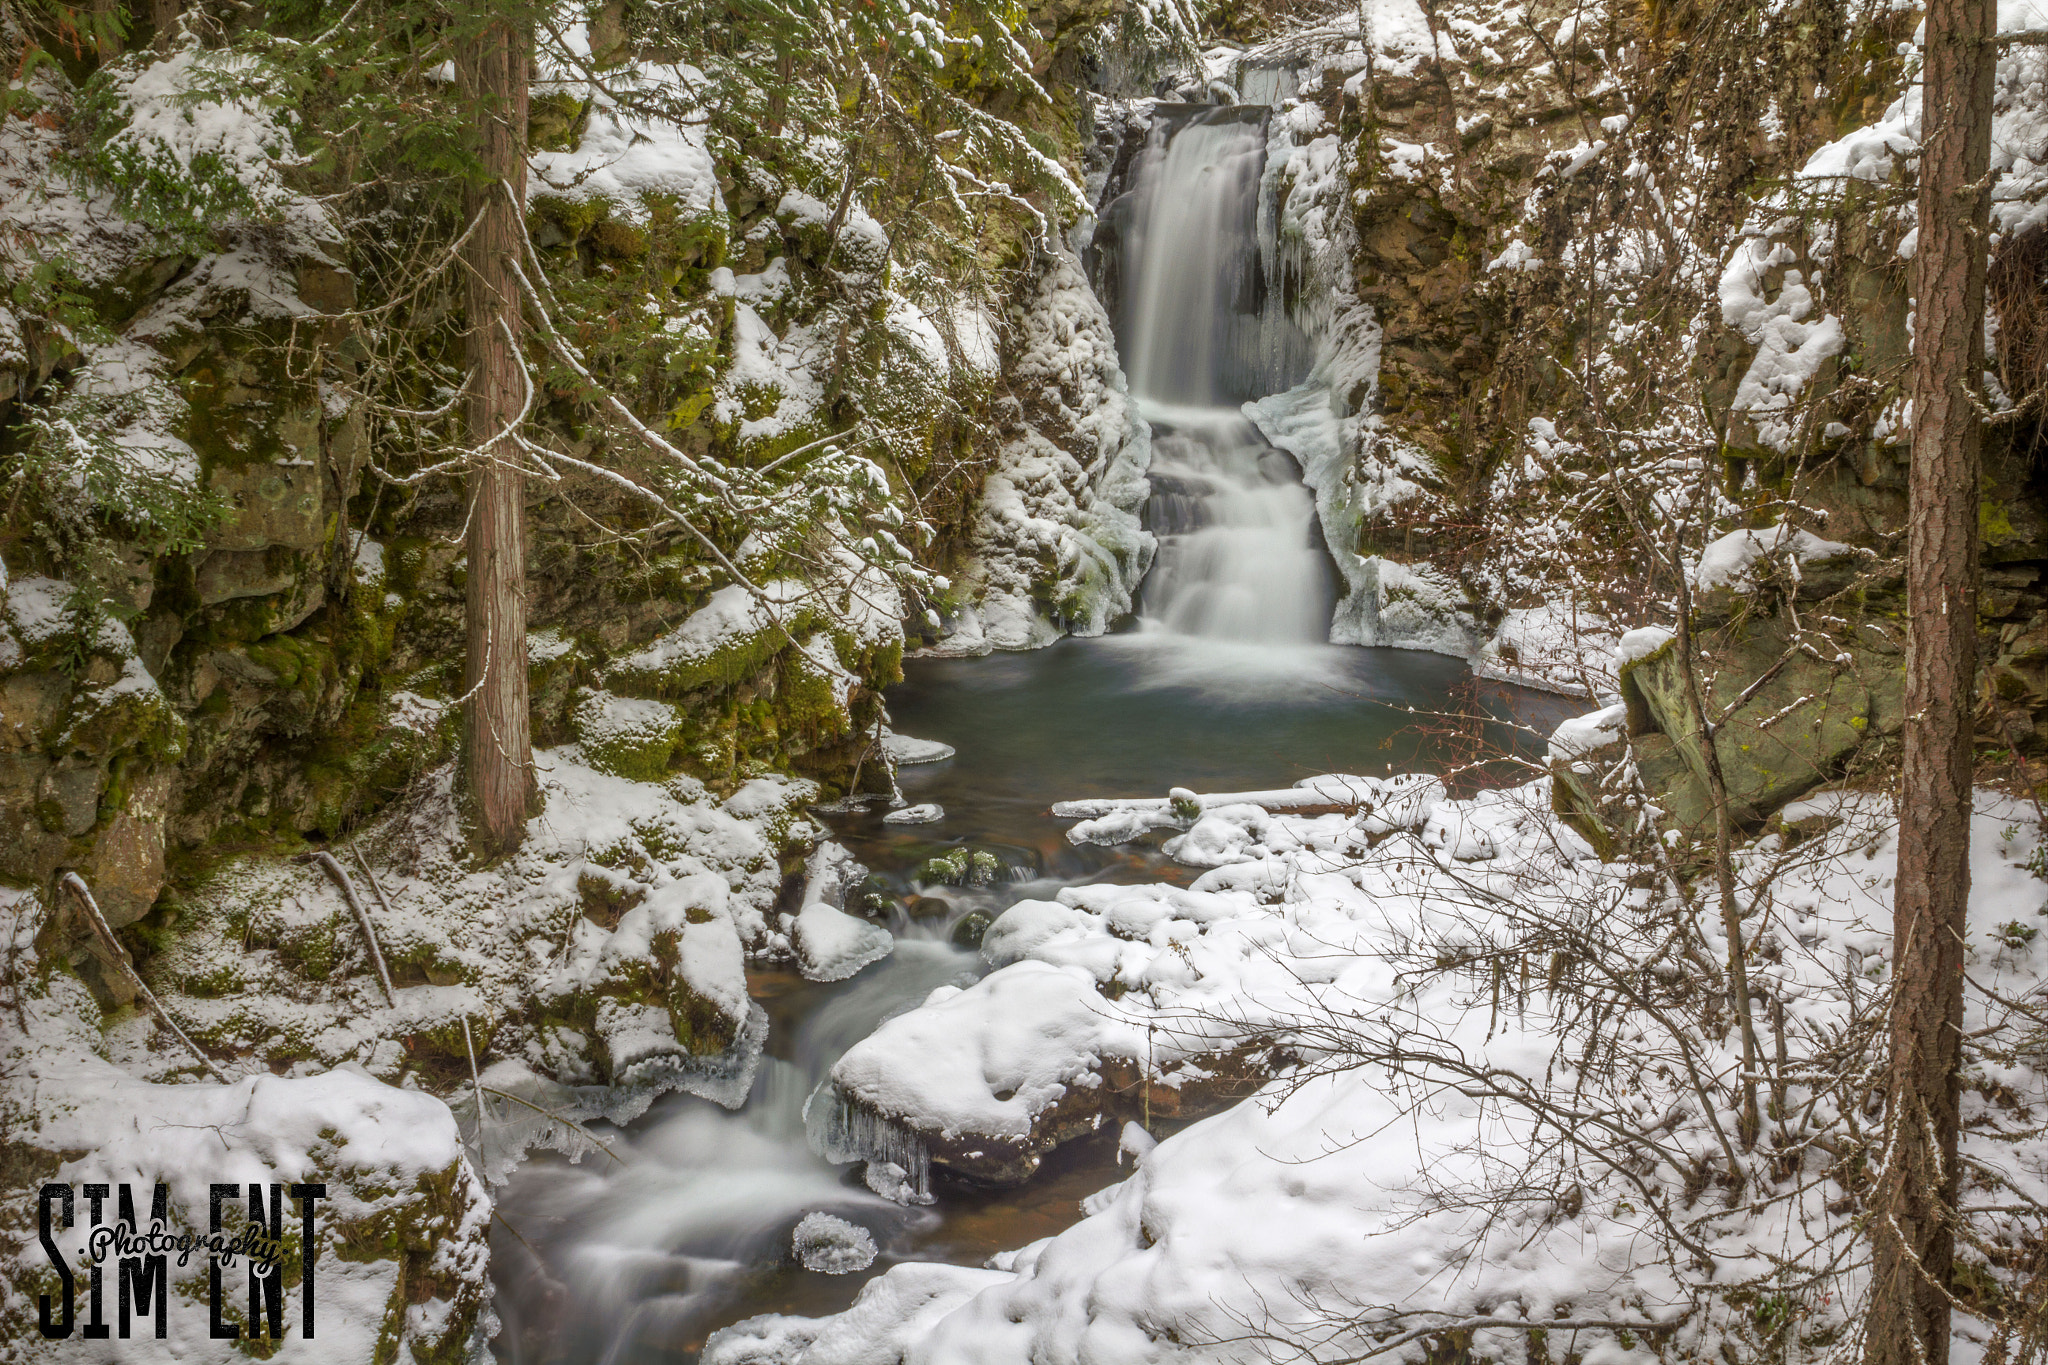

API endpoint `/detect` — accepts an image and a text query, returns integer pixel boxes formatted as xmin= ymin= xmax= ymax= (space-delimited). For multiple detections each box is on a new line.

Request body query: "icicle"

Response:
xmin=804 ymin=1080 xmax=932 ymax=1204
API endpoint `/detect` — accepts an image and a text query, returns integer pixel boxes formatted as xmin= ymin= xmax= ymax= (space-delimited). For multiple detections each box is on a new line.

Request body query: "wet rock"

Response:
xmin=950 ymin=910 xmax=993 ymax=948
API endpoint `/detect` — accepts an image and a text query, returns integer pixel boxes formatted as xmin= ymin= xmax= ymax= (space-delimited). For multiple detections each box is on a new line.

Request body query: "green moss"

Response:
xmin=573 ymin=690 xmax=685 ymax=781
xmin=1981 ymin=497 xmax=2020 ymax=549
xmin=528 ymin=90 xmax=587 ymax=152
xmin=917 ymin=847 xmax=1001 ymax=887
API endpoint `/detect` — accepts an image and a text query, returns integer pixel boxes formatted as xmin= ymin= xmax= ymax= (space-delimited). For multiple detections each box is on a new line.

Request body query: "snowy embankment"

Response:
xmin=0 ymin=751 xmax=837 ymax=1357
xmin=725 ymin=744 xmax=2048 ymax=1362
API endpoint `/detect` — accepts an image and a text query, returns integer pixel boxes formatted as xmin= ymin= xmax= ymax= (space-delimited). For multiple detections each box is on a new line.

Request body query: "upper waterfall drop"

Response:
xmin=1113 ymin=106 xmax=1312 ymax=406
xmin=1095 ymin=103 xmax=1329 ymax=647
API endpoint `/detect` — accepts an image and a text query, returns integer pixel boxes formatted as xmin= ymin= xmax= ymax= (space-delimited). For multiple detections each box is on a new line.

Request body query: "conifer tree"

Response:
xmin=455 ymin=6 xmax=538 ymax=857
xmin=1867 ymin=0 xmax=1996 ymax=1359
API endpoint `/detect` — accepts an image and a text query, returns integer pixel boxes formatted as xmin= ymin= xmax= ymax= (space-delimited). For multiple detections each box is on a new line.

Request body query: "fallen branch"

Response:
xmin=59 ymin=873 xmax=227 ymax=1082
xmin=1052 ymin=775 xmax=1395 ymax=819
xmin=295 ymin=851 xmax=397 ymax=1005
xmin=462 ymin=1014 xmax=488 ymax=1175
xmin=479 ymin=1086 xmax=626 ymax=1166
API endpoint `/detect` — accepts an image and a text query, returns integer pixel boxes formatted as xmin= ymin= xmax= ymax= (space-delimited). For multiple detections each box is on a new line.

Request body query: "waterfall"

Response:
xmin=1138 ymin=406 xmax=1332 ymax=642
xmin=1117 ymin=107 xmax=1310 ymax=404
xmin=1105 ymin=104 xmax=1329 ymax=646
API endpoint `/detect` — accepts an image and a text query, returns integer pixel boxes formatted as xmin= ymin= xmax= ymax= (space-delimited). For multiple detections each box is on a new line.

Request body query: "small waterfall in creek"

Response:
xmin=1101 ymin=104 xmax=1329 ymax=646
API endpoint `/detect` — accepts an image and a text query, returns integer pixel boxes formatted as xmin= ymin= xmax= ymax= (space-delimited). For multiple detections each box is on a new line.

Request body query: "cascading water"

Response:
xmin=1103 ymin=105 xmax=1331 ymax=646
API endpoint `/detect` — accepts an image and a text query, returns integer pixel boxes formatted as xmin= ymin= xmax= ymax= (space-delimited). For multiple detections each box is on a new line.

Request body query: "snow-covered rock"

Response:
xmin=933 ymin=250 xmax=1154 ymax=654
xmin=790 ymin=843 xmax=893 ymax=983
xmin=791 ymin=1211 xmax=878 ymax=1274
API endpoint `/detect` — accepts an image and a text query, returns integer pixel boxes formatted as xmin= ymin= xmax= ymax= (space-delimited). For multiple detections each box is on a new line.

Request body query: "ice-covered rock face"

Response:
xmin=930 ymin=250 xmax=1155 ymax=656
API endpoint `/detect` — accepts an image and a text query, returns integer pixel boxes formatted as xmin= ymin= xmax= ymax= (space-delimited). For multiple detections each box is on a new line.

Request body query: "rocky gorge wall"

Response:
xmin=1084 ymin=0 xmax=2048 ymax=829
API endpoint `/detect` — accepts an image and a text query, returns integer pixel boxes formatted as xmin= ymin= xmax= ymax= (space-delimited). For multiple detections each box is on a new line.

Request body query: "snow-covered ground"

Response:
xmin=713 ymin=731 xmax=2048 ymax=1363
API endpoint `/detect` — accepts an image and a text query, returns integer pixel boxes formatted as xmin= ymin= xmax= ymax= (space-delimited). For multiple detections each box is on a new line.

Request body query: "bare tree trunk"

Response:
xmin=1866 ymin=0 xmax=1994 ymax=1359
xmin=457 ymin=14 xmax=536 ymax=857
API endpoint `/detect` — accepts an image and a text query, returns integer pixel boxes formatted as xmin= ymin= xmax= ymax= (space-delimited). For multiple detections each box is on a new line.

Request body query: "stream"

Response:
xmin=489 ymin=95 xmax=1580 ymax=1365
xmin=490 ymin=644 xmax=1572 ymax=1365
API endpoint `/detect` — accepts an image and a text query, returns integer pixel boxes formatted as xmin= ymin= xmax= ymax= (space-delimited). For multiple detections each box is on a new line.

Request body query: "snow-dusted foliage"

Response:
xmin=71 ymin=40 xmax=322 ymax=243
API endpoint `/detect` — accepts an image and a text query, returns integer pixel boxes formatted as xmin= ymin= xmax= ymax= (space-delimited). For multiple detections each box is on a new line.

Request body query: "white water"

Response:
xmin=1114 ymin=109 xmax=1330 ymax=647
xmin=1118 ymin=111 xmax=1308 ymax=404
xmin=1137 ymin=404 xmax=1331 ymax=642
xmin=492 ymin=942 xmax=977 ymax=1363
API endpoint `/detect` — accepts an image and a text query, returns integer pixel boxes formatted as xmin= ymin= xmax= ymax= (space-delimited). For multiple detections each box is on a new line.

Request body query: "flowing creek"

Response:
xmin=490 ymin=96 xmax=1580 ymax=1365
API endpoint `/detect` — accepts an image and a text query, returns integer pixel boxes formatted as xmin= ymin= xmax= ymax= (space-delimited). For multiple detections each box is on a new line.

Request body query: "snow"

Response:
xmin=752 ymin=773 xmax=2048 ymax=1365
xmin=1548 ymin=702 xmax=1628 ymax=761
xmin=528 ymin=65 xmax=724 ymax=222
xmin=616 ymin=581 xmax=797 ymax=677
xmin=386 ymin=690 xmax=448 ymax=735
xmin=791 ymin=843 xmax=893 ymax=983
xmin=1719 ymin=237 xmax=1846 ymax=452
xmin=1477 ymin=600 xmax=1618 ymax=696
xmin=349 ymin=531 xmax=388 ymax=586
xmin=932 ymin=249 xmax=1153 ymax=655
xmin=792 ymin=1212 xmax=878 ymax=1274
xmin=87 ymin=42 xmax=328 ymax=239
xmin=146 ymin=753 xmax=803 ymax=1108
xmin=1242 ymin=124 xmax=1468 ymax=658
xmin=881 ymin=803 xmax=944 ymax=825
xmin=1616 ymin=624 xmax=1675 ymax=666
xmin=705 ymin=1263 xmax=1012 ymax=1365
xmin=1691 ymin=520 xmax=1858 ymax=591
xmin=831 ymin=959 xmax=1116 ymax=1141
xmin=0 ymin=941 xmax=490 ymax=1365
xmin=879 ymin=730 xmax=955 ymax=765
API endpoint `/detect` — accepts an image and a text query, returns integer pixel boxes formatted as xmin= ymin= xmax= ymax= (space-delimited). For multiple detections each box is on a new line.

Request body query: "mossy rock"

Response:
xmin=572 ymin=688 xmax=685 ymax=781
xmin=917 ymin=847 xmax=1001 ymax=887
xmin=1620 ymin=575 xmax=1904 ymax=832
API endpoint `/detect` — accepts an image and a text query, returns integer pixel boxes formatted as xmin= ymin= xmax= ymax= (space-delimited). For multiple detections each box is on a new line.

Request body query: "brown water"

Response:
xmin=488 ymin=639 xmax=1577 ymax=1365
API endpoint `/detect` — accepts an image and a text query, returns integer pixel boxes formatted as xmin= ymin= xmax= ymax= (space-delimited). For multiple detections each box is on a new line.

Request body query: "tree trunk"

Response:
xmin=148 ymin=0 xmax=180 ymax=49
xmin=1866 ymin=2 xmax=1994 ymax=1360
xmin=457 ymin=15 xmax=536 ymax=857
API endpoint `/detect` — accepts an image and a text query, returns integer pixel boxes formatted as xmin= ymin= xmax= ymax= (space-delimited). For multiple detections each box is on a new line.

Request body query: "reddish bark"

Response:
xmin=457 ymin=15 xmax=537 ymax=856
xmin=1866 ymin=1 xmax=1994 ymax=1360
